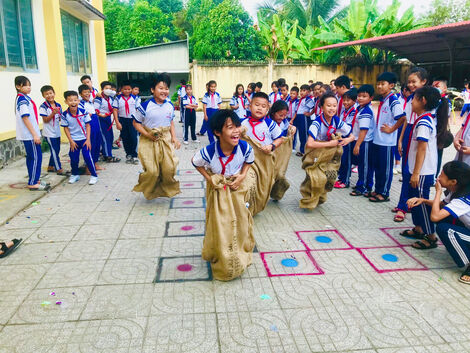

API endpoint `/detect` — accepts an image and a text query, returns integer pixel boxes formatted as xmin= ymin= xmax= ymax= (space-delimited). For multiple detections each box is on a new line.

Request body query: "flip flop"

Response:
xmin=0 ymin=239 xmax=23 ymax=258
xmin=412 ymin=236 xmax=438 ymax=250
xmin=459 ymin=266 xmax=470 ymax=285
xmin=394 ymin=213 xmax=405 ymax=222
xmin=369 ymin=195 xmax=390 ymax=203
xmin=350 ymin=190 xmax=363 ymax=196
xmin=399 ymin=228 xmax=425 ymax=239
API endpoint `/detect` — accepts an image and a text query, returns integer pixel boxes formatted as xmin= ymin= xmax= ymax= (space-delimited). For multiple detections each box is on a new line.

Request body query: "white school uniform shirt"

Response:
xmin=276 ymin=118 xmax=290 ymax=137
xmin=112 ymin=94 xmax=139 ymax=118
xmin=286 ymin=97 xmax=299 ymax=119
xmin=202 ymin=92 xmax=222 ymax=109
xmin=192 ymin=140 xmax=254 ymax=177
xmin=60 ymin=108 xmax=91 ymax=141
xmin=341 ymin=105 xmax=357 ymax=125
xmin=404 ymin=93 xmax=418 ymax=125
xmin=177 ymin=86 xmax=186 ymax=99
xmin=39 ymin=101 xmax=62 ymax=138
xmin=308 ymin=114 xmax=352 ymax=141
xmin=352 ymin=103 xmax=375 ymax=142
xmin=230 ymin=95 xmax=249 ymax=119
xmin=455 ymin=114 xmax=470 ymax=165
xmin=461 ymin=89 xmax=470 ymax=104
xmin=241 ymin=117 xmax=283 ymax=146
xmin=133 ymin=98 xmax=174 ymax=128
xmin=443 ymin=192 xmax=470 ymax=229
xmin=182 ymin=95 xmax=198 ymax=111
xmin=373 ymin=92 xmax=405 ymax=146
xmin=79 ymin=99 xmax=96 ymax=116
xmin=269 ymin=92 xmax=282 ymax=105
xmin=93 ymin=95 xmax=114 ymax=116
xmin=91 ymin=87 xmax=99 ymax=100
xmin=407 ymin=112 xmax=437 ymax=176
xmin=296 ymin=96 xmax=314 ymax=115
xmin=15 ymin=94 xmax=41 ymax=141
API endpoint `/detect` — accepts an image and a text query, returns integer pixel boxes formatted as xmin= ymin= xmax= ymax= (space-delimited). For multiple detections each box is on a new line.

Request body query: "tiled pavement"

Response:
xmin=0 ymin=114 xmax=469 ymax=352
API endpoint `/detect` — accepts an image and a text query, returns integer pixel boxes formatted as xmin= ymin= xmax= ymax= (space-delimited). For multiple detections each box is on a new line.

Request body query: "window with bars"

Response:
xmin=0 ymin=0 xmax=38 ymax=70
xmin=60 ymin=10 xmax=91 ymax=73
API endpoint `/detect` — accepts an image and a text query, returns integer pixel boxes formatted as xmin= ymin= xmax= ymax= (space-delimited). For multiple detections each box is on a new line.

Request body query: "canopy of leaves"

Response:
xmin=423 ymin=0 xmax=470 ymax=26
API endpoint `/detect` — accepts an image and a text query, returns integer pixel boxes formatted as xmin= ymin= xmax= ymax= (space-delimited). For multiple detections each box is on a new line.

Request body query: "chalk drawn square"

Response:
xmin=260 ymin=251 xmax=323 ymax=277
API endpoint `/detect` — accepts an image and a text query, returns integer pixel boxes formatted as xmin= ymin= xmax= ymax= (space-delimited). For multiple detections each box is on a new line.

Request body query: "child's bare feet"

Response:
xmin=95 ymin=163 xmax=105 ymax=171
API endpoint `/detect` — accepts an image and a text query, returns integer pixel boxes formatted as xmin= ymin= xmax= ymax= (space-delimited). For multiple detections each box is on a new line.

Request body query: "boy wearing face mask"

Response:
xmin=94 ymin=81 xmax=121 ymax=163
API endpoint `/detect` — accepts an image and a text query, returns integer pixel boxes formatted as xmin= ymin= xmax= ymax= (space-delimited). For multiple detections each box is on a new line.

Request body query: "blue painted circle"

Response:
xmin=382 ymin=253 xmax=399 ymax=262
xmin=315 ymin=236 xmax=332 ymax=243
xmin=281 ymin=258 xmax=299 ymax=267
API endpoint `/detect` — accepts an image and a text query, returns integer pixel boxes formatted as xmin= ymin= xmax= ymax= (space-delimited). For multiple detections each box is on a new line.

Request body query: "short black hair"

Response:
xmin=248 ymin=82 xmax=256 ymax=90
xmin=131 ymin=84 xmax=140 ymax=89
xmin=334 ymin=75 xmax=351 ymax=89
xmin=309 ymin=84 xmax=315 ymax=91
xmin=343 ymin=88 xmax=357 ymax=101
xmin=64 ymin=90 xmax=78 ymax=100
xmin=151 ymin=73 xmax=171 ymax=89
xmin=120 ymin=80 xmax=132 ymax=88
xmin=14 ymin=75 xmax=30 ymax=89
xmin=280 ymin=83 xmax=289 ymax=90
xmin=321 ymin=84 xmax=331 ymax=93
xmin=290 ymin=86 xmax=299 ymax=93
xmin=319 ymin=92 xmax=337 ymax=107
xmin=186 ymin=84 xmax=192 ymax=89
xmin=255 ymin=82 xmax=263 ymax=89
xmin=357 ymin=84 xmax=374 ymax=97
xmin=252 ymin=91 xmax=269 ymax=102
xmin=414 ymin=86 xmax=441 ymax=111
xmin=180 ymin=79 xmax=187 ymax=85
xmin=80 ymin=75 xmax=91 ymax=82
xmin=100 ymin=81 xmax=112 ymax=90
xmin=277 ymin=78 xmax=286 ymax=86
xmin=269 ymin=100 xmax=288 ymax=117
xmin=110 ymin=83 xmax=117 ymax=89
xmin=377 ymin=72 xmax=398 ymax=84
xmin=271 ymin=81 xmax=279 ymax=88
xmin=300 ymin=84 xmax=310 ymax=91
xmin=209 ymin=109 xmax=241 ymax=138
xmin=78 ymin=84 xmax=90 ymax=94
xmin=314 ymin=81 xmax=323 ymax=87
xmin=40 ymin=85 xmax=54 ymax=94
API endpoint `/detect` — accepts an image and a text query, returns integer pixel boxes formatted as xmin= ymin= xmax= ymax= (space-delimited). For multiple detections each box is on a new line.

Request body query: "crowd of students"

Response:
xmin=8 ymin=69 xmax=470 ymax=284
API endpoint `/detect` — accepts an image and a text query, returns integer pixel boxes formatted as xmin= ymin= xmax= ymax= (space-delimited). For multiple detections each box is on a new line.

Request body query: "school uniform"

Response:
xmin=435 ymin=96 xmax=452 ymax=177
xmin=245 ymin=91 xmax=253 ymax=116
xmin=60 ymin=108 xmax=97 ymax=177
xmin=275 ymin=118 xmax=290 ymax=137
xmin=336 ymin=94 xmax=344 ymax=116
xmin=241 ymin=117 xmax=283 ymax=146
xmin=456 ymin=113 xmax=470 ymax=166
xmin=94 ymin=94 xmax=115 ymax=158
xmin=269 ymin=92 xmax=281 ymax=105
xmin=201 ymin=92 xmax=222 ymax=143
xmin=338 ymin=105 xmax=358 ymax=185
xmin=192 ymin=140 xmax=254 ymax=177
xmin=113 ymin=94 xmax=139 ymax=158
xmin=182 ymin=94 xmax=198 ymax=141
xmin=308 ymin=114 xmax=352 ymax=142
xmin=90 ymin=87 xmax=99 ymax=100
xmin=407 ymin=112 xmax=437 ymax=234
xmin=286 ymin=97 xmax=299 ymax=149
xmin=230 ymin=95 xmax=249 ymax=120
xmin=371 ymin=92 xmax=405 ymax=198
xmin=16 ymin=93 xmax=42 ymax=186
xmin=437 ymin=192 xmax=470 ymax=267
xmin=294 ymin=96 xmax=314 ymax=153
xmin=281 ymin=95 xmax=290 ymax=103
xmin=178 ymin=85 xmax=186 ymax=123
xmin=79 ymin=99 xmax=101 ymax=163
xmin=133 ymin=98 xmax=175 ymax=128
xmin=461 ymin=89 xmax=470 ymax=117
xmin=39 ymin=101 xmax=62 ymax=171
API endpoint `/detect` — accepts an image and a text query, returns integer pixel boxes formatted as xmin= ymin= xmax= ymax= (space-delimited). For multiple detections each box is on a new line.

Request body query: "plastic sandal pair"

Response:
xmin=0 ymin=239 xmax=22 ymax=258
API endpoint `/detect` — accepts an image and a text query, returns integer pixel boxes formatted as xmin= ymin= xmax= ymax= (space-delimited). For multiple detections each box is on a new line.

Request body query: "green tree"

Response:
xmin=129 ymin=0 xmax=173 ymax=46
xmin=103 ymin=0 xmax=134 ymax=51
xmin=424 ymin=0 xmax=470 ymax=26
xmin=191 ymin=0 xmax=265 ymax=60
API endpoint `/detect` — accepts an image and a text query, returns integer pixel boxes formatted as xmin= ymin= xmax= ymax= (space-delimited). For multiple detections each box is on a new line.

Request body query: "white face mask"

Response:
xmin=103 ymin=89 xmax=116 ymax=97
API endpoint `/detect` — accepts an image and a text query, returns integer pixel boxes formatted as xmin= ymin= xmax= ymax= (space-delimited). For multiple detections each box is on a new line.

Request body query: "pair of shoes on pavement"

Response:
xmin=69 ymin=175 xmax=98 ymax=185
xmin=183 ymin=140 xmax=200 ymax=145
xmin=125 ymin=155 xmax=139 ymax=164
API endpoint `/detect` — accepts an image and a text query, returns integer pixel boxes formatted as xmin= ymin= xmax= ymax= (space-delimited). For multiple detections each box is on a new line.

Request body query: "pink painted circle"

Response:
xmin=177 ymin=264 xmax=193 ymax=272
xmin=185 ymin=171 xmax=193 ymax=174
xmin=183 ymin=183 xmax=194 ymax=187
xmin=183 ymin=200 xmax=195 ymax=205
xmin=180 ymin=225 xmax=195 ymax=231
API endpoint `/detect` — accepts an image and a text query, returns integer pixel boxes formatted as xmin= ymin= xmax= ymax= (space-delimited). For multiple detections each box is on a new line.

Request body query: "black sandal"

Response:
xmin=369 ymin=195 xmax=390 ymax=203
xmin=106 ymin=157 xmax=121 ymax=163
xmin=459 ymin=266 xmax=470 ymax=285
xmin=363 ymin=191 xmax=376 ymax=198
xmin=350 ymin=190 xmax=363 ymax=196
xmin=412 ymin=235 xmax=438 ymax=250
xmin=400 ymin=228 xmax=425 ymax=239
xmin=0 ymin=238 xmax=22 ymax=258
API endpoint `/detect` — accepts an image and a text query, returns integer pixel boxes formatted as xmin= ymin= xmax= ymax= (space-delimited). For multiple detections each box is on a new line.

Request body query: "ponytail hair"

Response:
xmin=442 ymin=161 xmax=470 ymax=200
xmin=436 ymin=97 xmax=451 ymax=147
xmin=207 ymin=80 xmax=217 ymax=94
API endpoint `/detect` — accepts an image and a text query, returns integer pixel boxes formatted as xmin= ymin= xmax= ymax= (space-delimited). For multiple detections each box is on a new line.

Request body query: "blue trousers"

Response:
xmin=338 ymin=143 xmax=352 ymax=185
xmin=371 ymin=143 xmax=394 ymax=197
xmin=23 ymin=140 xmax=42 ymax=185
xmin=437 ymin=222 xmax=470 ymax=267
xmin=90 ymin=114 xmax=101 ymax=163
xmin=119 ymin=117 xmax=137 ymax=158
xmin=69 ymin=139 xmax=97 ymax=177
xmin=44 ymin=136 xmax=61 ymax=170
xmin=205 ymin=108 xmax=218 ymax=144
xmin=354 ymin=141 xmax=374 ymax=193
xmin=99 ymin=115 xmax=114 ymax=157
xmin=293 ymin=114 xmax=309 ymax=154
xmin=394 ymin=125 xmax=403 ymax=162
xmin=396 ymin=124 xmax=414 ymax=212
xmin=409 ymin=174 xmax=435 ymax=235
xmin=461 ymin=103 xmax=470 ymax=117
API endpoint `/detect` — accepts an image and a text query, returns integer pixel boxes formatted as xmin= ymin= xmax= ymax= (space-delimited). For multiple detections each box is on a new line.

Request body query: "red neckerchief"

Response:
xmin=67 ymin=108 xmax=87 ymax=137
xmin=288 ymin=98 xmax=293 ymax=118
xmin=296 ymin=96 xmax=306 ymax=115
xmin=91 ymin=88 xmax=96 ymax=99
xmin=44 ymin=101 xmax=61 ymax=126
xmin=18 ymin=93 xmax=38 ymax=125
xmin=189 ymin=96 xmax=194 ymax=112
xmin=320 ymin=113 xmax=336 ymax=141
xmin=351 ymin=107 xmax=361 ymax=127
xmin=272 ymin=92 xmax=278 ymax=103
xmin=337 ymin=96 xmax=343 ymax=116
xmin=342 ymin=105 xmax=356 ymax=122
xmin=219 ymin=151 xmax=236 ymax=175
xmin=404 ymin=112 xmax=433 ymax=160
xmin=314 ymin=100 xmax=322 ymax=116
xmin=376 ymin=92 xmax=394 ymax=128
xmin=238 ymin=95 xmax=245 ymax=110
xmin=100 ymin=94 xmax=113 ymax=116
xmin=121 ymin=95 xmax=131 ymax=116
xmin=211 ymin=93 xmax=215 ymax=106
xmin=248 ymin=118 xmax=266 ymax=142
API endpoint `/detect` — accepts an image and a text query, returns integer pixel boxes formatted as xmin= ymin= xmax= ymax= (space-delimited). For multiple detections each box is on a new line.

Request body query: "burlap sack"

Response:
xmin=241 ymin=128 xmax=276 ymax=216
xmin=270 ymin=126 xmax=294 ymax=201
xmin=299 ymin=135 xmax=343 ymax=209
xmin=203 ymin=173 xmax=256 ymax=281
xmin=133 ymin=126 xmax=180 ymax=200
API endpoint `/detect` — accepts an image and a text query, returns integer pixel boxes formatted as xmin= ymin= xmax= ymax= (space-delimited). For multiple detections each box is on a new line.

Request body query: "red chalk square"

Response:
xmin=356 ymin=246 xmax=428 ymax=273
xmin=296 ymin=229 xmax=353 ymax=251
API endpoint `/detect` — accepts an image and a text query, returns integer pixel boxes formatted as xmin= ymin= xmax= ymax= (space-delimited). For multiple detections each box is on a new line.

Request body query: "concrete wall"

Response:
xmin=190 ymin=61 xmax=410 ymax=102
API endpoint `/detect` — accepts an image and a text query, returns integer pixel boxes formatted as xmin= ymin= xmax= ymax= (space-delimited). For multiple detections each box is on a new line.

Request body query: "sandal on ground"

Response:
xmin=363 ymin=191 xmax=376 ymax=198
xmin=350 ymin=190 xmax=363 ymax=196
xmin=412 ymin=235 xmax=438 ymax=250
xmin=295 ymin=152 xmax=303 ymax=157
xmin=106 ymin=157 xmax=121 ymax=163
xmin=391 ymin=207 xmax=400 ymax=213
xmin=28 ymin=184 xmax=50 ymax=191
xmin=334 ymin=181 xmax=348 ymax=189
xmin=369 ymin=195 xmax=390 ymax=203
xmin=0 ymin=239 xmax=22 ymax=258
xmin=459 ymin=266 xmax=470 ymax=285
xmin=400 ymin=228 xmax=425 ymax=239
xmin=394 ymin=212 xmax=406 ymax=222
